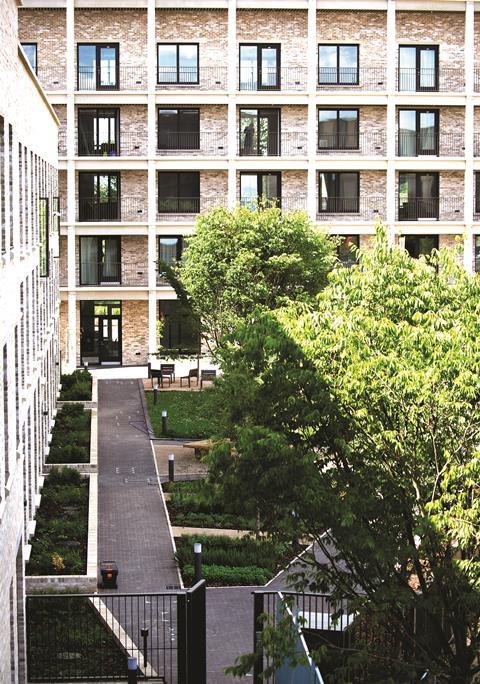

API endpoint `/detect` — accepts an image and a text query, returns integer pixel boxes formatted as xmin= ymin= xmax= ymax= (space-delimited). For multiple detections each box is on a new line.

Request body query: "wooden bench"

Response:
xmin=182 ymin=439 xmax=213 ymax=458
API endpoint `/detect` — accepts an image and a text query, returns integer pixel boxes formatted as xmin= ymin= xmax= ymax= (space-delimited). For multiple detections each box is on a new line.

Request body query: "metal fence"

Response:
xmin=157 ymin=131 xmax=228 ymax=156
xmin=396 ymin=68 xmax=464 ymax=92
xmin=397 ymin=196 xmax=464 ymax=221
xmin=317 ymin=66 xmax=386 ymax=91
xmin=77 ymin=196 xmax=147 ymax=223
xmin=76 ymin=65 xmax=148 ymax=91
xmin=238 ymin=67 xmax=307 ymax=92
xmin=26 ymin=582 xmax=206 ymax=683
xmin=397 ymin=132 xmax=465 ymax=157
xmin=156 ymin=67 xmax=227 ymax=91
xmin=317 ymin=131 xmax=386 ymax=157
xmin=317 ymin=196 xmax=386 ymax=222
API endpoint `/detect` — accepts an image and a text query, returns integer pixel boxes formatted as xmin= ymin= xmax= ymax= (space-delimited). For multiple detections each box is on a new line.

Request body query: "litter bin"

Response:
xmin=100 ymin=561 xmax=118 ymax=589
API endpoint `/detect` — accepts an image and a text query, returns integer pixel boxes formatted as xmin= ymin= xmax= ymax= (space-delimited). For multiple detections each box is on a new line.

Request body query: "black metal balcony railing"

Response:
xmin=317 ymin=196 xmax=386 ymax=221
xmin=238 ymin=195 xmax=308 ymax=212
xmin=238 ymin=67 xmax=307 ymax=92
xmin=157 ymin=131 xmax=228 ymax=156
xmin=77 ymin=261 xmax=148 ymax=287
xmin=317 ymin=66 xmax=386 ymax=91
xmin=397 ymin=196 xmax=463 ymax=221
xmin=397 ymin=132 xmax=465 ymax=157
xmin=396 ymin=68 xmax=464 ymax=92
xmin=239 ymin=132 xmax=308 ymax=157
xmin=77 ymin=196 xmax=146 ymax=222
xmin=156 ymin=66 xmax=227 ymax=90
xmin=317 ymin=131 xmax=386 ymax=156
xmin=76 ymin=65 xmax=147 ymax=91
xmin=37 ymin=66 xmax=66 ymax=90
xmin=157 ymin=195 xmax=227 ymax=220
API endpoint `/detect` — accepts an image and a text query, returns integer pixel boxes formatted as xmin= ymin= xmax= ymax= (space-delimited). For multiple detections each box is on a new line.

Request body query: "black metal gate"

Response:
xmin=26 ymin=581 xmax=206 ymax=684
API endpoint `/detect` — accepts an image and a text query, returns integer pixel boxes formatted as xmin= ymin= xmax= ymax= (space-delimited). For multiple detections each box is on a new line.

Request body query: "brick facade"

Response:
xmin=238 ymin=10 xmax=307 ymax=69
xmin=122 ymin=300 xmax=149 ymax=365
xmin=317 ymin=11 xmax=387 ymax=66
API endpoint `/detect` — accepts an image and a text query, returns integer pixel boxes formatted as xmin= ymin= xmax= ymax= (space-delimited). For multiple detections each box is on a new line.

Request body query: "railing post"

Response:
xmin=177 ymin=592 xmax=187 ymax=684
xmin=187 ymin=580 xmax=207 ymax=684
xmin=253 ymin=591 xmax=264 ymax=684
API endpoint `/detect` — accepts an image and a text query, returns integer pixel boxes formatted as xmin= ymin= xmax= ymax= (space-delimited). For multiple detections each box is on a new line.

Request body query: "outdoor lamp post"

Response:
xmin=168 ymin=453 xmax=175 ymax=482
xmin=127 ymin=656 xmax=138 ymax=684
xmin=194 ymin=542 xmax=202 ymax=583
xmin=161 ymin=409 xmax=167 ymax=435
xmin=140 ymin=627 xmax=149 ymax=668
xmin=153 ymin=382 xmax=158 ymax=405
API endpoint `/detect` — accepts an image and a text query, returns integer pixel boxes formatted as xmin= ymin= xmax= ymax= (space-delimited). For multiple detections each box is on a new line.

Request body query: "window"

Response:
xmin=476 ymin=173 xmax=480 ymax=215
xmin=158 ymin=301 xmax=199 ymax=354
xmin=398 ymin=172 xmax=439 ymax=220
xmin=78 ymin=172 xmax=120 ymax=221
xmin=78 ymin=108 xmax=119 ymax=156
xmin=79 ymin=236 xmax=120 ymax=285
xmin=318 ymin=109 xmax=359 ymax=150
xmin=158 ymin=109 xmax=199 ymax=150
xmin=239 ymin=44 xmax=280 ymax=91
xmin=21 ymin=43 xmax=37 ymax=73
xmin=398 ymin=46 xmax=438 ymax=92
xmin=52 ymin=196 xmax=60 ymax=233
xmin=159 ymin=236 xmax=183 ymax=266
xmin=318 ymin=172 xmax=359 ymax=213
xmin=158 ymin=172 xmax=200 ymax=213
xmin=80 ymin=301 xmax=122 ymax=365
xmin=77 ymin=44 xmax=119 ymax=91
xmin=337 ymin=235 xmax=359 ymax=267
xmin=239 ymin=109 xmax=280 ymax=156
xmin=318 ymin=44 xmax=358 ymax=85
xmin=404 ymin=235 xmax=438 ymax=259
xmin=398 ymin=110 xmax=438 ymax=156
xmin=39 ymin=198 xmax=49 ymax=276
xmin=475 ymin=236 xmax=480 ymax=272
xmin=240 ymin=172 xmax=281 ymax=208
xmin=157 ymin=44 xmax=199 ymax=84
xmin=0 ymin=116 xmax=4 ymax=255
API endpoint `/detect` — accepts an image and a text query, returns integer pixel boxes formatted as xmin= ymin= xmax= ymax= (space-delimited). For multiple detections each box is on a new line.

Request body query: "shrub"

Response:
xmin=59 ymin=370 xmax=92 ymax=401
xmin=46 ymin=405 xmax=91 ymax=464
xmin=176 ymin=534 xmax=288 ymax=572
xmin=182 ymin=564 xmax=269 ymax=586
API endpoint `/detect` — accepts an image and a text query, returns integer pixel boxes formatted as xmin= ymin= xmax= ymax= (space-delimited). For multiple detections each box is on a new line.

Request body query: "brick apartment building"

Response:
xmin=0 ymin=0 xmax=59 ymax=679
xmin=17 ymin=0 xmax=478 ymax=370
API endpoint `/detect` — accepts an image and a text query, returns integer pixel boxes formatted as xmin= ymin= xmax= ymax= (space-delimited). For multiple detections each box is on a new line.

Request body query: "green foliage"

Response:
xmin=28 ymin=467 xmax=89 ymax=576
xmin=210 ymin=223 xmax=480 ymax=681
xmin=59 ymin=370 xmax=92 ymax=400
xmin=182 ymin=564 xmax=270 ymax=586
xmin=177 ymin=205 xmax=337 ymax=350
xmin=146 ymin=389 xmax=220 ymax=438
xmin=47 ymin=404 xmax=91 ymax=463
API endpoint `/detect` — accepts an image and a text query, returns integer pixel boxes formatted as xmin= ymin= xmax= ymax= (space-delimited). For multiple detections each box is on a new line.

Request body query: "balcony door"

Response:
xmin=80 ymin=301 xmax=122 ymax=365
xmin=78 ymin=108 xmax=119 ymax=156
xmin=239 ymin=44 xmax=280 ymax=91
xmin=79 ymin=172 xmax=120 ymax=221
xmin=398 ymin=172 xmax=439 ymax=220
xmin=319 ymin=172 xmax=359 ymax=213
xmin=239 ymin=109 xmax=280 ymax=156
xmin=158 ymin=108 xmax=199 ymax=150
xmin=240 ymin=172 xmax=281 ymax=208
xmin=398 ymin=110 xmax=438 ymax=156
xmin=79 ymin=236 xmax=120 ymax=285
xmin=398 ymin=46 xmax=438 ymax=92
xmin=318 ymin=109 xmax=359 ymax=150
xmin=77 ymin=44 xmax=119 ymax=91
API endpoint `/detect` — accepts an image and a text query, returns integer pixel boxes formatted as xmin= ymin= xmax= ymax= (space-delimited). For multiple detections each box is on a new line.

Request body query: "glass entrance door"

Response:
xmin=99 ymin=314 xmax=121 ymax=363
xmin=80 ymin=301 xmax=122 ymax=365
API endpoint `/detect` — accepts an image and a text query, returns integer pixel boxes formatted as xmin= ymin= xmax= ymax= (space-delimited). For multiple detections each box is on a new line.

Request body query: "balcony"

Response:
xmin=239 ymin=132 xmax=308 ymax=157
xmin=397 ymin=196 xmax=463 ymax=221
xmin=397 ymin=132 xmax=464 ymax=157
xmin=59 ymin=130 xmax=148 ymax=157
xmin=238 ymin=67 xmax=307 ymax=92
xmin=76 ymin=66 xmax=147 ymax=91
xmin=61 ymin=261 xmax=148 ymax=288
xmin=238 ymin=196 xmax=308 ymax=212
xmin=317 ymin=66 xmax=386 ymax=91
xmin=317 ymin=131 xmax=386 ymax=157
xmin=317 ymin=196 xmax=386 ymax=222
xmin=157 ymin=195 xmax=227 ymax=221
xmin=37 ymin=66 xmax=66 ymax=91
xmin=157 ymin=131 xmax=227 ymax=156
xmin=396 ymin=68 xmax=464 ymax=93
xmin=77 ymin=196 xmax=146 ymax=222
xmin=156 ymin=67 xmax=227 ymax=91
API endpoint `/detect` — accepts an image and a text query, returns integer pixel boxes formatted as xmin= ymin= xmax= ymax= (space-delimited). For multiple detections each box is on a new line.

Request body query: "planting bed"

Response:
xmin=28 ymin=467 xmax=89 ymax=575
xmin=59 ymin=369 xmax=92 ymax=401
xmin=47 ymin=403 xmax=91 ymax=464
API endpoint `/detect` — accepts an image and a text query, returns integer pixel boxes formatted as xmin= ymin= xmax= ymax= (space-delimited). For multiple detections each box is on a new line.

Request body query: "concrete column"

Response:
xmin=464 ymin=0 xmax=474 ymax=272
xmin=227 ymin=0 xmax=237 ymax=208
xmin=307 ymin=0 xmax=317 ymax=220
xmin=147 ymin=0 xmax=158 ymax=357
xmin=386 ymin=0 xmax=396 ymax=244
xmin=65 ymin=0 xmax=76 ymax=371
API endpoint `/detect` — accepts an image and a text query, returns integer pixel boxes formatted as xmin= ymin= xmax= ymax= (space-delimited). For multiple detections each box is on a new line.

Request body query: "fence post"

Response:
xmin=253 ymin=591 xmax=264 ymax=684
xmin=177 ymin=593 xmax=187 ymax=684
xmin=187 ymin=580 xmax=206 ymax=684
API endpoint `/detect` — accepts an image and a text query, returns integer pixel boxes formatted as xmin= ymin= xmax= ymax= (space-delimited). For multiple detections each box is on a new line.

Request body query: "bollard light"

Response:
xmin=168 ymin=453 xmax=175 ymax=482
xmin=194 ymin=542 xmax=202 ymax=583
xmin=83 ymin=361 xmax=89 ymax=370
xmin=161 ymin=409 xmax=168 ymax=435
xmin=127 ymin=656 xmax=138 ymax=684
xmin=140 ymin=627 xmax=149 ymax=668
xmin=153 ymin=382 xmax=158 ymax=405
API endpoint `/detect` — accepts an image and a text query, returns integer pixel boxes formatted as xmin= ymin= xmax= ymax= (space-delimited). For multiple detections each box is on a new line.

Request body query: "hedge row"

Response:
xmin=47 ymin=403 xmax=90 ymax=464
xmin=59 ymin=369 xmax=92 ymax=401
xmin=182 ymin=564 xmax=270 ymax=586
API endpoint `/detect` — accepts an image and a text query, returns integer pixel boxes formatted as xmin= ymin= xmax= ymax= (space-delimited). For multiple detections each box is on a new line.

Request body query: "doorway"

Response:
xmin=80 ymin=301 xmax=122 ymax=365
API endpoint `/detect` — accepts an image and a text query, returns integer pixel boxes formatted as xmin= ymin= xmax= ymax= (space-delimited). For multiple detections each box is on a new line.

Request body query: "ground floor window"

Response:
xmin=403 ymin=235 xmax=438 ymax=259
xmin=158 ymin=301 xmax=199 ymax=355
xmin=80 ymin=300 xmax=122 ymax=365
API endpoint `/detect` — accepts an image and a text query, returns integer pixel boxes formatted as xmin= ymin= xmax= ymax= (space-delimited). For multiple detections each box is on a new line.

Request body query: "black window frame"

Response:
xmin=77 ymin=43 xmax=120 ymax=91
xmin=158 ymin=235 xmax=184 ymax=264
xmin=157 ymin=43 xmax=199 ymax=85
xmin=397 ymin=109 xmax=439 ymax=157
xmin=21 ymin=43 xmax=37 ymax=74
xmin=158 ymin=171 xmax=200 ymax=214
xmin=474 ymin=234 xmax=480 ymax=272
xmin=239 ymin=171 xmax=282 ymax=207
xmin=239 ymin=108 xmax=281 ymax=156
xmin=336 ymin=234 xmax=360 ymax=267
xmin=78 ymin=107 xmax=120 ymax=156
xmin=318 ymin=44 xmax=359 ymax=86
xmin=318 ymin=108 xmax=359 ymax=151
xmin=398 ymin=45 xmax=439 ymax=92
xmin=404 ymin=234 xmax=439 ymax=259
xmin=79 ymin=236 xmax=121 ymax=286
xmin=475 ymin=172 xmax=480 ymax=215
xmin=157 ymin=108 xmax=200 ymax=150
xmin=239 ymin=44 xmax=281 ymax=91
xmin=318 ymin=171 xmax=360 ymax=214
xmin=398 ymin=172 xmax=439 ymax=221
xmin=78 ymin=171 xmax=121 ymax=222
xmin=39 ymin=197 xmax=49 ymax=277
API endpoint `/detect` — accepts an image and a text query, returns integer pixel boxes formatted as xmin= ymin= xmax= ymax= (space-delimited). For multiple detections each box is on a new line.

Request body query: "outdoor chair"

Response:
xmin=160 ymin=363 xmax=176 ymax=383
xmin=148 ymin=362 xmax=163 ymax=388
xmin=180 ymin=368 xmax=199 ymax=388
xmin=200 ymin=369 xmax=216 ymax=388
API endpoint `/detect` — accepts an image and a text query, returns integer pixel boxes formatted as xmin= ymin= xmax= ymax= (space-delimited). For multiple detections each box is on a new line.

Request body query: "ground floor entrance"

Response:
xmin=80 ymin=300 xmax=122 ymax=365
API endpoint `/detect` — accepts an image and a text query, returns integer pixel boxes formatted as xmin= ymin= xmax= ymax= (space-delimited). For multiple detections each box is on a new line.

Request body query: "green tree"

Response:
xmin=211 ymin=224 xmax=480 ymax=682
xmin=176 ymin=205 xmax=336 ymax=351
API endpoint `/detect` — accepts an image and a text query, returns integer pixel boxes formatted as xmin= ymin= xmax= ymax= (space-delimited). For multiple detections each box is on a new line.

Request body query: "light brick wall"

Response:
xmin=122 ymin=300 xmax=149 ymax=364
xmin=317 ymin=11 xmax=387 ymax=66
xmin=59 ymin=236 xmax=67 ymax=286
xmin=59 ymin=300 xmax=68 ymax=363
xmin=201 ymin=171 xmax=228 ymax=200
xmin=121 ymin=236 xmax=149 ymax=286
xmin=156 ymin=9 xmax=228 ymax=68
xmin=282 ymin=170 xmax=308 ymax=209
xmin=396 ymin=12 xmax=464 ymax=74
xmin=18 ymin=8 xmax=67 ymax=88
xmin=441 ymin=171 xmax=464 ymax=220
xmin=237 ymin=10 xmax=307 ymax=69
xmin=74 ymin=9 xmax=147 ymax=67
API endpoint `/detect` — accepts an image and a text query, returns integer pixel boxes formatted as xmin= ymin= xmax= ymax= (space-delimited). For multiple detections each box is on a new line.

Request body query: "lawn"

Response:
xmin=146 ymin=389 xmax=221 ymax=438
